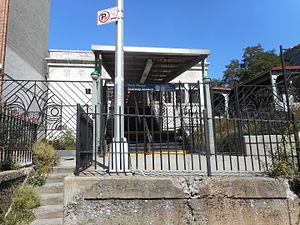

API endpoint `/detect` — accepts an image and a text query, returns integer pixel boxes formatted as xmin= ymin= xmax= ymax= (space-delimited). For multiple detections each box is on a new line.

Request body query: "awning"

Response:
xmin=92 ymin=45 xmax=210 ymax=84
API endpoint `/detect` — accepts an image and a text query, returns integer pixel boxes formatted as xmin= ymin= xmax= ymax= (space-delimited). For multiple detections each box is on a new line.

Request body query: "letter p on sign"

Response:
xmin=97 ymin=7 xmax=118 ymax=26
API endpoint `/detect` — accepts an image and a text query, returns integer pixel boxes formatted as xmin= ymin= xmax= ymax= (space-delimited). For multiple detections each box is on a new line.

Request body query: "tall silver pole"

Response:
xmin=110 ymin=0 xmax=129 ymax=172
xmin=114 ymin=0 xmax=125 ymax=140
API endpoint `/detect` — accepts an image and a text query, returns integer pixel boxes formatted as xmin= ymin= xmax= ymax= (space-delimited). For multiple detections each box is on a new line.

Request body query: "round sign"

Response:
xmin=98 ymin=11 xmax=110 ymax=24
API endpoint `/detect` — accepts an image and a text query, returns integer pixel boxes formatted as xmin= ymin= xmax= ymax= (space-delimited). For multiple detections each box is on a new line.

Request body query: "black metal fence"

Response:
xmin=75 ymin=104 xmax=93 ymax=175
xmin=1 ymin=72 xmax=299 ymax=175
xmin=0 ymin=106 xmax=37 ymax=169
xmin=1 ymin=79 xmax=92 ymax=141
xmin=75 ymin=81 xmax=300 ymax=175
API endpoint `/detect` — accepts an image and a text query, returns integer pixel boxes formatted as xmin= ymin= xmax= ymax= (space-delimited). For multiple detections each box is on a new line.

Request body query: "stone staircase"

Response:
xmin=30 ymin=165 xmax=74 ymax=225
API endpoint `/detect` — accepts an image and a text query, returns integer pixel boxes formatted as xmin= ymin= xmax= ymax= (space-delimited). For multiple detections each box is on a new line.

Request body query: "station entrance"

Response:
xmin=103 ymin=83 xmax=203 ymax=154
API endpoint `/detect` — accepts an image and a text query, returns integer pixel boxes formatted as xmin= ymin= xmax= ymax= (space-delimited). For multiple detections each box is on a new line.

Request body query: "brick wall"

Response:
xmin=0 ymin=0 xmax=9 ymax=100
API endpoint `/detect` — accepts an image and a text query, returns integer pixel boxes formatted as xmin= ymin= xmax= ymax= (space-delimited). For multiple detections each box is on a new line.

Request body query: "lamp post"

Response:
xmin=91 ymin=71 xmax=100 ymax=167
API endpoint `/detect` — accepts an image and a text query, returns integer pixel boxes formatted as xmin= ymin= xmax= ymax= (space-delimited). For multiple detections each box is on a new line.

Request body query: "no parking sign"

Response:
xmin=97 ymin=7 xmax=118 ymax=26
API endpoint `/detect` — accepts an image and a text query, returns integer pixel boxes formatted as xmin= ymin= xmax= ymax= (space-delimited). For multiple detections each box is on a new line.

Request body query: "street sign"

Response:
xmin=97 ymin=7 xmax=118 ymax=26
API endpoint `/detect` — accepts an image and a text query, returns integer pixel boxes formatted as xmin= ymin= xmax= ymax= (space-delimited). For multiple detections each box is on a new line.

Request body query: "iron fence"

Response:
xmin=0 ymin=77 xmax=299 ymax=175
xmin=0 ymin=106 xmax=37 ymax=168
xmin=75 ymin=81 xmax=300 ymax=175
xmin=2 ymin=79 xmax=92 ymax=141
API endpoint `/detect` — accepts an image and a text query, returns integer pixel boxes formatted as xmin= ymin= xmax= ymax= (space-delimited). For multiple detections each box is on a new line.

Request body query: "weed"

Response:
xmin=2 ymin=185 xmax=40 ymax=225
xmin=0 ymin=160 xmax=20 ymax=172
xmin=267 ymin=127 xmax=297 ymax=177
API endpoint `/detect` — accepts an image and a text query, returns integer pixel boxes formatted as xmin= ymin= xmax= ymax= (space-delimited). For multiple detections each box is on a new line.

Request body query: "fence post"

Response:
xmin=203 ymin=109 xmax=212 ymax=176
xmin=203 ymin=76 xmax=216 ymax=155
xmin=75 ymin=104 xmax=81 ymax=176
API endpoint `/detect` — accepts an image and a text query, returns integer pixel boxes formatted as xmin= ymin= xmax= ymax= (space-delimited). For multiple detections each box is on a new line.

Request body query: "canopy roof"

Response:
xmin=92 ymin=45 xmax=210 ymax=84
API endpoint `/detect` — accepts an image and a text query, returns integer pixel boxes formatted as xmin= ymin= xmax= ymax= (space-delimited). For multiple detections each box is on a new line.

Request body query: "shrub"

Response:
xmin=3 ymin=185 xmax=40 ymax=225
xmin=29 ymin=140 xmax=59 ymax=186
xmin=32 ymin=140 xmax=59 ymax=171
xmin=267 ymin=134 xmax=296 ymax=178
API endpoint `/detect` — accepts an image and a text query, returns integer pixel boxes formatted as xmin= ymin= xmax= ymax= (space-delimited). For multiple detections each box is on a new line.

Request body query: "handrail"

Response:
xmin=134 ymin=96 xmax=152 ymax=146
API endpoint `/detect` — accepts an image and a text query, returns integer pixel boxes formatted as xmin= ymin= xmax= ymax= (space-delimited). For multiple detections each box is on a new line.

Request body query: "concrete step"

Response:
xmin=52 ymin=167 xmax=74 ymax=174
xmin=46 ymin=173 xmax=70 ymax=183
xmin=34 ymin=205 xmax=63 ymax=220
xmin=30 ymin=218 xmax=63 ymax=225
xmin=40 ymin=193 xmax=63 ymax=206
xmin=38 ymin=183 xmax=64 ymax=194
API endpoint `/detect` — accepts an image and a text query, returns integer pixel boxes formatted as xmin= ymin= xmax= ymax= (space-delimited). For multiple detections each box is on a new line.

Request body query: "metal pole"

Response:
xmin=96 ymin=55 xmax=102 ymax=154
xmin=110 ymin=0 xmax=129 ymax=172
xmin=114 ymin=0 xmax=125 ymax=140
xmin=92 ymin=79 xmax=97 ymax=165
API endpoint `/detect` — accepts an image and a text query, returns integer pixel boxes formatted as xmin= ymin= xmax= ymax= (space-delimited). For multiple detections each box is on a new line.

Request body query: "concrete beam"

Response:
xmin=139 ymin=59 xmax=153 ymax=83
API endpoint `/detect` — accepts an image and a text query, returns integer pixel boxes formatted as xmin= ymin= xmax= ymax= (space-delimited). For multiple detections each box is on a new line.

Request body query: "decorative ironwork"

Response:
xmin=2 ymin=79 xmax=92 ymax=140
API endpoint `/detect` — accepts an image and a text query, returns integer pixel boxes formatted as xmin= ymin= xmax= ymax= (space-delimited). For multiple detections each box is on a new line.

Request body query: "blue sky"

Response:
xmin=49 ymin=0 xmax=300 ymax=79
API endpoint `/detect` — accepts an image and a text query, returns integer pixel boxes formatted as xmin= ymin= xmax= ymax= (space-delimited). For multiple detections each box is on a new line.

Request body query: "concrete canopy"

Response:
xmin=92 ymin=45 xmax=210 ymax=84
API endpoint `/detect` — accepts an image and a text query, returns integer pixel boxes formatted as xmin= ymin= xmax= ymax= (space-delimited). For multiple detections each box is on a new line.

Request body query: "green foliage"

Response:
xmin=210 ymin=78 xmax=227 ymax=87
xmin=28 ymin=167 xmax=47 ymax=187
xmin=267 ymin=131 xmax=296 ymax=178
xmin=32 ymin=140 xmax=59 ymax=171
xmin=48 ymin=129 xmax=76 ymax=150
xmin=1 ymin=185 xmax=40 ymax=225
xmin=0 ymin=159 xmax=20 ymax=172
xmin=29 ymin=140 xmax=59 ymax=187
xmin=267 ymin=159 xmax=296 ymax=178
xmin=291 ymin=44 xmax=300 ymax=50
xmin=223 ymin=44 xmax=282 ymax=86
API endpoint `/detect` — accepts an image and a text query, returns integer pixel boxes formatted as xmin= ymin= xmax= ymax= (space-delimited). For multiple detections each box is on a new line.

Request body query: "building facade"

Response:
xmin=2 ymin=0 xmax=50 ymax=81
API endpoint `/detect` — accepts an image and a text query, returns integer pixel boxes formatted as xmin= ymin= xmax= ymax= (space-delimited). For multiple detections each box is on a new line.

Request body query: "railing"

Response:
xmin=77 ymin=110 xmax=300 ymax=175
xmin=0 ymin=106 xmax=37 ymax=169
xmin=74 ymin=82 xmax=300 ymax=175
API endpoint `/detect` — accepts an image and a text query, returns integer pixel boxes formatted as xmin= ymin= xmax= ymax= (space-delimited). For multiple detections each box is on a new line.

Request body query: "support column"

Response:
xmin=202 ymin=60 xmax=216 ymax=155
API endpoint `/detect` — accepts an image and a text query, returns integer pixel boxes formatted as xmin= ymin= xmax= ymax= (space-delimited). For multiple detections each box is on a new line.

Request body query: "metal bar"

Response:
xmin=172 ymin=90 xmax=179 ymax=170
xmin=204 ymin=110 xmax=212 ymax=176
xmin=75 ymin=104 xmax=81 ymax=176
xmin=178 ymin=82 xmax=186 ymax=170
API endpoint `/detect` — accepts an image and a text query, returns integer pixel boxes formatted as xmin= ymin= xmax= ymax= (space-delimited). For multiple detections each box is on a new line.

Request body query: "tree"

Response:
xmin=223 ymin=44 xmax=281 ymax=86
xmin=210 ymin=78 xmax=226 ymax=87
